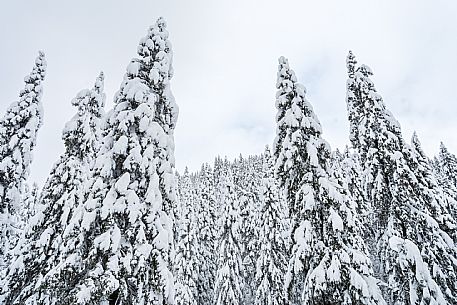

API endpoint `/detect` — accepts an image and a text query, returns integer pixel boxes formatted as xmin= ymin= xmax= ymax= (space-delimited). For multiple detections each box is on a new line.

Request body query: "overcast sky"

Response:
xmin=1 ymin=0 xmax=456 ymax=186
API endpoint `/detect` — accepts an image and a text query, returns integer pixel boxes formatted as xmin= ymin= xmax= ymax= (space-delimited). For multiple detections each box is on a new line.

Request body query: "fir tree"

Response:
xmin=410 ymin=133 xmax=457 ymax=238
xmin=2 ymin=73 xmax=105 ymax=304
xmin=254 ymin=146 xmax=288 ymax=305
xmin=175 ymin=169 xmax=199 ymax=305
xmin=236 ymin=159 xmax=260 ymax=305
xmin=275 ymin=56 xmax=385 ymax=305
xmin=239 ymin=191 xmax=257 ymax=305
xmin=346 ymin=51 xmax=457 ymax=304
xmin=436 ymin=142 xmax=457 ymax=203
xmin=19 ymin=182 xmax=40 ymax=229
xmin=213 ymin=170 xmax=244 ymax=305
xmin=341 ymin=148 xmax=370 ymax=226
xmin=194 ymin=163 xmax=217 ymax=305
xmin=66 ymin=18 xmax=178 ymax=304
xmin=0 ymin=52 xmax=46 ymax=270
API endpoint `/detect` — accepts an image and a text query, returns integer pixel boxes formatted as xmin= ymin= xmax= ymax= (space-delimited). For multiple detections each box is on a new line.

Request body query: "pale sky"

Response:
xmin=0 ymin=0 xmax=456 ymax=186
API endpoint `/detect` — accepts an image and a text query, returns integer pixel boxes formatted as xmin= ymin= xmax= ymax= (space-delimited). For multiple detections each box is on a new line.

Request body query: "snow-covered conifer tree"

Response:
xmin=254 ymin=146 xmax=288 ymax=305
xmin=70 ymin=18 xmax=178 ymax=305
xmin=410 ymin=133 xmax=457 ymax=238
xmin=175 ymin=169 xmax=198 ymax=305
xmin=274 ymin=56 xmax=385 ymax=305
xmin=19 ymin=182 xmax=39 ymax=229
xmin=237 ymin=169 xmax=260 ymax=305
xmin=2 ymin=73 xmax=105 ymax=304
xmin=436 ymin=142 xmax=457 ymax=201
xmin=346 ymin=51 xmax=457 ymax=304
xmin=341 ymin=149 xmax=368 ymax=220
xmin=213 ymin=170 xmax=244 ymax=305
xmin=0 ymin=52 xmax=46 ymax=269
xmin=194 ymin=163 xmax=217 ymax=305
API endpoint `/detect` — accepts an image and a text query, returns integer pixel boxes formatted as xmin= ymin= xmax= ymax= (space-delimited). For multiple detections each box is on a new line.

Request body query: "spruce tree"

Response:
xmin=238 ymin=181 xmax=258 ymax=305
xmin=410 ymin=133 xmax=457 ymax=238
xmin=274 ymin=56 xmax=385 ymax=305
xmin=175 ymin=169 xmax=198 ymax=305
xmin=0 ymin=52 xmax=46 ymax=269
xmin=194 ymin=163 xmax=217 ymax=305
xmin=19 ymin=182 xmax=40 ymax=229
xmin=2 ymin=73 xmax=105 ymax=304
xmin=346 ymin=51 xmax=457 ymax=304
xmin=65 ymin=18 xmax=178 ymax=304
xmin=254 ymin=146 xmax=288 ymax=305
xmin=436 ymin=142 xmax=457 ymax=202
xmin=213 ymin=170 xmax=244 ymax=305
xmin=341 ymin=148 xmax=370 ymax=225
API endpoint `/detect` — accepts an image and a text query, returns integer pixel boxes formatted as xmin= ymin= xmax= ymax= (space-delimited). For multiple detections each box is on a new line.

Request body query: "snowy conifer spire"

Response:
xmin=68 ymin=18 xmax=178 ymax=305
xmin=274 ymin=57 xmax=385 ymax=305
xmin=2 ymin=73 xmax=105 ymax=304
xmin=63 ymin=72 xmax=105 ymax=159
xmin=346 ymin=50 xmax=357 ymax=78
xmin=437 ymin=142 xmax=457 ymax=199
xmin=174 ymin=168 xmax=199 ymax=305
xmin=273 ymin=56 xmax=322 ymax=221
xmin=254 ymin=145 xmax=288 ymax=305
xmin=194 ymin=163 xmax=217 ymax=305
xmin=0 ymin=51 xmax=46 ymax=269
xmin=133 ymin=16 xmax=178 ymax=135
xmin=410 ymin=132 xmax=457 ymax=239
xmin=346 ymin=52 xmax=457 ymax=304
xmin=213 ymin=170 xmax=244 ymax=305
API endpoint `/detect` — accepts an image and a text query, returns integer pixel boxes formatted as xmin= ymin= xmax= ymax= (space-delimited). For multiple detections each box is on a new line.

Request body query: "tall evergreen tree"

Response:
xmin=274 ymin=56 xmax=385 ymax=305
xmin=2 ymin=73 xmax=105 ymax=304
xmin=213 ymin=170 xmax=244 ymax=305
xmin=194 ymin=163 xmax=217 ymax=305
xmin=238 ymin=179 xmax=259 ymax=305
xmin=346 ymin=51 xmax=457 ymax=304
xmin=0 ymin=52 xmax=46 ymax=269
xmin=436 ymin=142 xmax=457 ymax=202
xmin=254 ymin=146 xmax=288 ymax=305
xmin=64 ymin=18 xmax=178 ymax=304
xmin=410 ymin=133 xmax=457 ymax=238
xmin=175 ymin=169 xmax=199 ymax=305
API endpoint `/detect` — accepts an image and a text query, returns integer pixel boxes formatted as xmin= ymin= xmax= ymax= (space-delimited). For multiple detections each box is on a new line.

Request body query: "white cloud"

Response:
xmin=0 ymin=0 xmax=456 ymax=185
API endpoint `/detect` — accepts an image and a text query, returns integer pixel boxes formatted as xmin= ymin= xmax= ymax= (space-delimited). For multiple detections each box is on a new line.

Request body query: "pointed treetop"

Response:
xmin=440 ymin=141 xmax=448 ymax=152
xmin=156 ymin=16 xmax=167 ymax=29
xmin=277 ymin=56 xmax=298 ymax=87
xmin=63 ymin=73 xmax=105 ymax=158
xmin=70 ymin=72 xmax=105 ymax=117
xmin=94 ymin=71 xmax=105 ymax=94
xmin=123 ymin=16 xmax=178 ymax=133
xmin=19 ymin=51 xmax=46 ymax=105
xmin=278 ymin=56 xmax=289 ymax=67
xmin=36 ymin=50 xmax=46 ymax=66
xmin=264 ymin=144 xmax=271 ymax=157
xmin=411 ymin=131 xmax=427 ymax=159
xmin=0 ymin=51 xmax=47 ymax=137
xmin=136 ymin=17 xmax=173 ymax=82
xmin=263 ymin=145 xmax=274 ymax=177
xmin=29 ymin=50 xmax=46 ymax=79
xmin=346 ymin=50 xmax=357 ymax=78
xmin=411 ymin=131 xmax=420 ymax=146
xmin=359 ymin=64 xmax=373 ymax=77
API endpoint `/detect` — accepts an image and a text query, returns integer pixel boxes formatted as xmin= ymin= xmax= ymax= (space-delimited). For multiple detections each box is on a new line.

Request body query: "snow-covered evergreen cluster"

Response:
xmin=0 ymin=18 xmax=456 ymax=305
